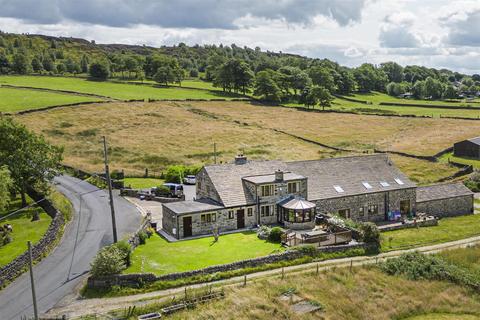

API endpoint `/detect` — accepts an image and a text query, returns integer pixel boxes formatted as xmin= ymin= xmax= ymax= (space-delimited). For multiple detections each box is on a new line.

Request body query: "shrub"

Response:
xmin=164 ymin=165 xmax=201 ymax=183
xmin=90 ymin=245 xmax=127 ymax=277
xmin=89 ymin=61 xmax=110 ymax=80
xmin=359 ymin=222 xmax=380 ymax=246
xmin=138 ymin=231 xmax=148 ymax=245
xmin=268 ymin=227 xmax=283 ymax=243
xmin=257 ymin=225 xmax=271 ymax=240
xmin=465 ymin=171 xmax=480 ymax=192
xmin=294 ymin=245 xmax=317 ymax=256
xmin=114 ymin=240 xmax=132 ymax=267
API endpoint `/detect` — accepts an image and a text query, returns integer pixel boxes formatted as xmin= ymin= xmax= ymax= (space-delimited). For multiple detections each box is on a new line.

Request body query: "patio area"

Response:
xmin=281 ymin=224 xmax=353 ymax=247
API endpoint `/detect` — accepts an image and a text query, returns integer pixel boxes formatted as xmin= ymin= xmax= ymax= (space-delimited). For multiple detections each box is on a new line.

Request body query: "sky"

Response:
xmin=0 ymin=0 xmax=479 ymax=74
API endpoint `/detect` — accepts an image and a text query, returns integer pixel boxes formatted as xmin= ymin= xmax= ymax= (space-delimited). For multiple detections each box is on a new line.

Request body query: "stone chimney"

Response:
xmin=275 ymin=169 xmax=284 ymax=182
xmin=234 ymin=154 xmax=247 ymax=165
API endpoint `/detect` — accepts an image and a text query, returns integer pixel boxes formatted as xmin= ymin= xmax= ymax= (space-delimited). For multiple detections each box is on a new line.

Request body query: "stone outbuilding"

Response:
xmin=454 ymin=137 xmax=480 ymax=159
xmin=162 ymin=154 xmax=474 ymax=239
xmin=416 ymin=183 xmax=474 ymax=217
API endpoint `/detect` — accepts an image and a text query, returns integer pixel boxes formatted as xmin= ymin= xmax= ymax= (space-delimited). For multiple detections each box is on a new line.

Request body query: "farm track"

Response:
xmin=46 ymin=235 xmax=480 ymax=319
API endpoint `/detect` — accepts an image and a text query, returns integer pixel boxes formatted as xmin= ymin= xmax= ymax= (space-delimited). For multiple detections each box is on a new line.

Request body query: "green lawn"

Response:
xmin=125 ymin=232 xmax=284 ymax=275
xmin=0 ymin=76 xmax=242 ymax=101
xmin=350 ymin=91 xmax=479 ymax=107
xmin=0 ymin=87 xmax=102 ymax=112
xmin=0 ymin=197 xmax=52 ymax=267
xmin=122 ymin=177 xmax=164 ymax=189
xmin=381 ymin=214 xmax=480 ymax=252
xmin=439 ymin=152 xmax=480 ymax=168
xmin=126 ymin=79 xmax=217 ymax=91
xmin=404 ymin=314 xmax=480 ymax=320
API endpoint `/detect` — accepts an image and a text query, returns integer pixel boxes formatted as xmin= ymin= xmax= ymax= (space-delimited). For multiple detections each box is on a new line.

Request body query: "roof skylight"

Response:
xmin=394 ymin=178 xmax=404 ymax=185
xmin=362 ymin=182 xmax=373 ymax=189
xmin=333 ymin=185 xmax=345 ymax=193
xmin=380 ymin=181 xmax=390 ymax=187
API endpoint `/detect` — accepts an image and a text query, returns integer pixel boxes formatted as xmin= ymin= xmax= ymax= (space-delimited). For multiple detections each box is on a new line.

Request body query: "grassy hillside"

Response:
xmin=16 ymin=101 xmax=464 ymax=184
xmin=0 ymin=76 xmax=243 ymax=101
xmin=0 ymin=87 xmax=102 ymax=112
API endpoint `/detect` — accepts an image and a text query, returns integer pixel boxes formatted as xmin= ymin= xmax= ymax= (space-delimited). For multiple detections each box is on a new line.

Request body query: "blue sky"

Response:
xmin=0 ymin=0 xmax=479 ymax=74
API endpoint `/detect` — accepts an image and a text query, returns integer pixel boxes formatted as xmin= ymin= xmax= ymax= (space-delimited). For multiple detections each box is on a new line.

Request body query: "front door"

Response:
xmin=183 ymin=216 xmax=192 ymax=237
xmin=400 ymin=200 xmax=410 ymax=217
xmin=237 ymin=209 xmax=245 ymax=229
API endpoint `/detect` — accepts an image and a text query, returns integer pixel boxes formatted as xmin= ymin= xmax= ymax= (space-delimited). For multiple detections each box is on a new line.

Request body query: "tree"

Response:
xmin=353 ymin=63 xmax=388 ymax=92
xmin=0 ymin=52 xmax=10 ymax=74
xmin=0 ymin=166 xmax=12 ymax=212
xmin=154 ymin=66 xmax=175 ymax=85
xmin=213 ymin=59 xmax=254 ymax=94
xmin=424 ymin=76 xmax=443 ymax=99
xmin=123 ymin=56 xmax=138 ymax=78
xmin=90 ymin=245 xmax=127 ymax=277
xmin=31 ymin=56 xmax=43 ymax=73
xmin=386 ymin=82 xmax=406 ymax=97
xmin=301 ymin=85 xmax=333 ymax=110
xmin=42 ymin=55 xmax=55 ymax=72
xmin=89 ymin=61 xmax=110 ymax=80
xmin=11 ymin=53 xmax=29 ymax=74
xmin=336 ymin=68 xmax=357 ymax=94
xmin=80 ymin=55 xmax=89 ymax=73
xmin=442 ymin=85 xmax=457 ymax=99
xmin=308 ymin=66 xmax=336 ymax=92
xmin=0 ymin=118 xmax=63 ymax=206
xmin=254 ymin=69 xmax=282 ymax=102
xmin=412 ymin=80 xmax=426 ymax=99
xmin=380 ymin=62 xmax=404 ymax=83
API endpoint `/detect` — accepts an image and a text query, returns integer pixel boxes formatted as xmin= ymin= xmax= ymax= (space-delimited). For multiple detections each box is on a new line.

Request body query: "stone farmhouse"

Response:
xmin=162 ymin=154 xmax=474 ymax=239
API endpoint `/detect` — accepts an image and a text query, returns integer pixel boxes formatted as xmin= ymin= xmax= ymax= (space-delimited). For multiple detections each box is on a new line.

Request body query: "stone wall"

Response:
xmin=87 ymin=242 xmax=367 ymax=289
xmin=0 ymin=196 xmax=65 ymax=288
xmin=416 ymin=195 xmax=474 ymax=217
xmin=196 ymin=168 xmax=221 ymax=203
xmin=315 ymin=188 xmax=416 ymax=223
xmin=162 ymin=206 xmax=177 ymax=237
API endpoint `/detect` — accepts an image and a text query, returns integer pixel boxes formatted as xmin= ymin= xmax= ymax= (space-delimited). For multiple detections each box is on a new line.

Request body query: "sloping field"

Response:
xmin=16 ymin=101 xmax=461 ymax=183
xmin=0 ymin=76 xmax=241 ymax=101
xmin=184 ymin=101 xmax=480 ymax=156
xmin=0 ymin=87 xmax=102 ymax=113
xmin=16 ymin=101 xmax=337 ymax=175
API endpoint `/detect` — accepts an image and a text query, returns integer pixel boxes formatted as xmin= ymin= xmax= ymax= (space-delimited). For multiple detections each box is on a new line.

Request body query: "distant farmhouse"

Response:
xmin=162 ymin=154 xmax=473 ymax=239
xmin=454 ymin=137 xmax=480 ymax=159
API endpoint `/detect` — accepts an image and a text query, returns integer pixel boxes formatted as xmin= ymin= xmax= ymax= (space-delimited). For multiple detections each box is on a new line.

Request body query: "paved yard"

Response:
xmin=125 ymin=184 xmax=196 ymax=228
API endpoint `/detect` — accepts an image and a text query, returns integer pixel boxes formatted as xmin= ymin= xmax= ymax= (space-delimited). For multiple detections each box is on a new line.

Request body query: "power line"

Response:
xmin=0 ymin=198 xmax=46 ymax=222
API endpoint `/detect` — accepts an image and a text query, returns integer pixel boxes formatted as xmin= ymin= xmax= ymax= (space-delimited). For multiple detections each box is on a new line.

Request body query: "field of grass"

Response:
xmin=0 ymin=197 xmax=52 ymax=267
xmin=126 ymin=79 xmax=217 ymax=91
xmin=135 ymin=264 xmax=480 ymax=320
xmin=16 ymin=101 xmax=336 ymax=175
xmin=0 ymin=76 xmax=242 ymax=101
xmin=351 ymin=91 xmax=479 ymax=107
xmin=122 ymin=177 xmax=164 ymax=189
xmin=0 ymin=87 xmax=102 ymax=112
xmin=125 ymin=232 xmax=284 ymax=275
xmin=439 ymin=152 xmax=480 ymax=168
xmin=404 ymin=314 xmax=480 ymax=320
xmin=380 ymin=214 xmax=480 ymax=252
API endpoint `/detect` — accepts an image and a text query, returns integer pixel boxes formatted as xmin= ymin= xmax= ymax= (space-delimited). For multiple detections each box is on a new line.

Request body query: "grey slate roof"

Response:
xmin=163 ymin=198 xmax=223 ymax=215
xmin=417 ymin=183 xmax=473 ymax=202
xmin=203 ymin=154 xmax=415 ymax=207
xmin=467 ymin=137 xmax=480 ymax=145
xmin=242 ymin=172 xmax=305 ymax=184
xmin=287 ymin=154 xmax=416 ymax=200
xmin=203 ymin=160 xmax=287 ymax=207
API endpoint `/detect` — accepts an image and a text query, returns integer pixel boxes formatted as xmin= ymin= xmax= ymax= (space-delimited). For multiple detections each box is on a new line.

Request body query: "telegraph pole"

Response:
xmin=103 ymin=136 xmax=118 ymax=243
xmin=213 ymin=142 xmax=217 ymax=164
xmin=28 ymin=241 xmax=39 ymax=320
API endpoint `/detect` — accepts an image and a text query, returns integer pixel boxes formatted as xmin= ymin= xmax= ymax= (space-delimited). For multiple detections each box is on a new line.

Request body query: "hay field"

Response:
xmin=16 ymin=101 xmax=461 ymax=183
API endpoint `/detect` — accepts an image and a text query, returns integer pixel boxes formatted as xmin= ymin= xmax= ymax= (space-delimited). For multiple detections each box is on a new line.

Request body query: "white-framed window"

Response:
xmin=368 ymin=204 xmax=379 ymax=215
xmin=200 ymin=213 xmax=216 ymax=224
xmin=260 ymin=205 xmax=274 ymax=217
xmin=338 ymin=209 xmax=351 ymax=219
xmin=247 ymin=207 xmax=253 ymax=216
xmin=287 ymin=181 xmax=299 ymax=194
xmin=359 ymin=207 xmax=365 ymax=216
xmin=261 ymin=185 xmax=275 ymax=197
xmin=228 ymin=210 xmax=234 ymax=219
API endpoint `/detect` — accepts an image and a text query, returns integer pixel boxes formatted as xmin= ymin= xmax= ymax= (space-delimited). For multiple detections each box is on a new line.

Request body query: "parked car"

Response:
xmin=183 ymin=175 xmax=196 ymax=185
xmin=152 ymin=183 xmax=184 ymax=198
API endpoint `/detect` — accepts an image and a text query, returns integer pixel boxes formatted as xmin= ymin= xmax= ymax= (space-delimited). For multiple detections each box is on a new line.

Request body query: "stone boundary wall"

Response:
xmin=128 ymin=219 xmax=152 ymax=250
xmin=0 ymin=84 xmax=114 ymax=100
xmin=374 ymin=149 xmax=436 ymax=162
xmin=433 ymin=147 xmax=454 ymax=159
xmin=436 ymin=165 xmax=473 ymax=183
xmin=0 ymin=195 xmax=65 ymax=288
xmin=379 ymin=101 xmax=480 ymax=110
xmin=87 ymin=242 xmax=367 ymax=289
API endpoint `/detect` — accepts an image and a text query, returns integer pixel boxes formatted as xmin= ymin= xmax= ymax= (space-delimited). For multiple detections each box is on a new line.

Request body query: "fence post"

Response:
xmin=350 ymin=259 xmax=353 ymax=273
xmin=316 ymin=263 xmax=319 ymax=275
xmin=243 ymin=275 xmax=247 ymax=287
xmin=281 ymin=267 xmax=285 ymax=280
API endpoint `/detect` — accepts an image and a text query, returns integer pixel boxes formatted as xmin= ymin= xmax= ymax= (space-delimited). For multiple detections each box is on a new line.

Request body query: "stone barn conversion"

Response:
xmin=162 ymin=154 xmax=474 ymax=239
xmin=454 ymin=137 xmax=480 ymax=159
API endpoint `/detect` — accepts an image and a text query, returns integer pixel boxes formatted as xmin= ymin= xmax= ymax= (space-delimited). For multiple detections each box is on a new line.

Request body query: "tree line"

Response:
xmin=0 ymin=32 xmax=479 ymax=108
